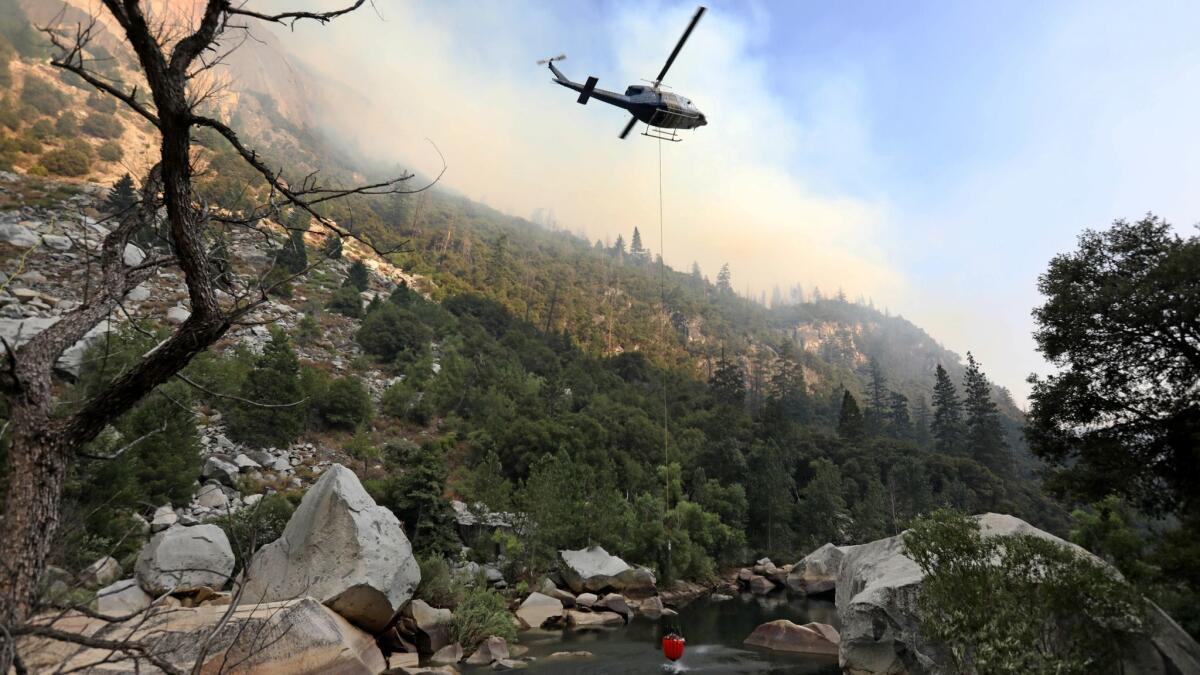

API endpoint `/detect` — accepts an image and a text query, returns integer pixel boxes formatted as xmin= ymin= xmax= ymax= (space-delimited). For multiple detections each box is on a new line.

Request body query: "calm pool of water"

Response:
xmin=460 ymin=592 xmax=841 ymax=674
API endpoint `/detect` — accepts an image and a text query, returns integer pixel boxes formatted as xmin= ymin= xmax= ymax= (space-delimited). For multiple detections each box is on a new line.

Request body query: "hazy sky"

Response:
xmin=266 ymin=0 xmax=1200 ymax=404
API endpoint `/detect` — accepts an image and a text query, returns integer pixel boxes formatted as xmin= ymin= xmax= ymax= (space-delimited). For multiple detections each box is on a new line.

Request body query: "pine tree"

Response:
xmin=866 ymin=356 xmax=888 ymax=434
xmin=963 ymin=352 xmax=1010 ymax=476
xmin=612 ymin=234 xmax=626 ymax=256
xmin=931 ymin=364 xmax=964 ymax=455
xmin=277 ymin=228 xmax=308 ymax=274
xmin=104 ymin=173 xmax=137 ymax=214
xmin=837 ymin=390 xmax=865 ymax=440
xmin=801 ymin=458 xmax=846 ymax=547
xmin=716 ymin=263 xmax=732 ymax=294
xmin=346 ymin=259 xmax=369 ymax=291
xmin=630 ymin=227 xmax=648 ymax=262
xmin=690 ymin=261 xmax=703 ymax=285
xmin=764 ymin=341 xmax=807 ymax=429
xmin=888 ymin=391 xmax=912 ymax=439
xmin=323 ymin=234 xmax=343 ymax=259
xmin=912 ymin=394 xmax=933 ymax=448
xmin=852 ymin=475 xmax=889 ymax=541
xmin=746 ymin=441 xmax=795 ymax=553
xmin=709 ymin=350 xmax=745 ymax=408
xmin=226 ymin=329 xmax=305 ymax=448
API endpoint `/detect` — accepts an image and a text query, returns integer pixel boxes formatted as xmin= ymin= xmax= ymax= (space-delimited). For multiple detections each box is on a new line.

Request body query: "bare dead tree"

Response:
xmin=0 ymin=2 xmax=434 ymax=669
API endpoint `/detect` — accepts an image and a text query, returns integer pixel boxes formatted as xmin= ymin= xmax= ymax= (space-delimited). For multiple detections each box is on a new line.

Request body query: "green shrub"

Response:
xmin=20 ymin=75 xmax=65 ymax=115
xmin=449 ymin=586 xmax=516 ymax=651
xmin=326 ymin=285 xmax=362 ymax=318
xmin=15 ymin=132 xmax=40 ymax=154
xmin=357 ymin=302 xmax=431 ymax=361
xmin=41 ymin=147 xmax=90 ymax=176
xmin=26 ymin=164 xmax=47 ymax=176
xmin=55 ymin=112 xmax=78 ymax=136
xmin=314 ymin=376 xmax=372 ymax=430
xmin=86 ymin=90 xmax=117 ymax=113
xmin=214 ymin=493 xmax=296 ymax=573
xmin=225 ymin=329 xmax=306 ymax=448
xmin=905 ymin=509 xmax=1146 ymax=675
xmin=81 ymin=112 xmax=123 ymax=139
xmin=0 ymin=98 xmax=19 ymax=129
xmin=416 ymin=555 xmax=461 ymax=608
xmin=30 ymin=118 xmax=54 ymax=140
xmin=97 ymin=140 xmax=122 ymax=162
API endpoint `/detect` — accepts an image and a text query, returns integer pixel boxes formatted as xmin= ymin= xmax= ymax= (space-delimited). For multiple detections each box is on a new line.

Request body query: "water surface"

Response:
xmin=461 ymin=592 xmax=841 ymax=674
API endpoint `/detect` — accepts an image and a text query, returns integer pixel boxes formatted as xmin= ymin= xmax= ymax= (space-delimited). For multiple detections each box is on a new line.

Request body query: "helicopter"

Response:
xmin=540 ymin=5 xmax=708 ymax=141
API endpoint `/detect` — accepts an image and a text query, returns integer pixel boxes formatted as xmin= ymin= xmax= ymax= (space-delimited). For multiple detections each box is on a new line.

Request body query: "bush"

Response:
xmin=41 ymin=147 xmax=90 ymax=176
xmin=15 ymin=132 xmax=40 ymax=154
xmin=905 ymin=509 xmax=1146 ymax=675
xmin=314 ymin=376 xmax=372 ymax=430
xmin=449 ymin=586 xmax=516 ymax=651
xmin=55 ymin=112 xmax=78 ymax=136
xmin=26 ymin=164 xmax=47 ymax=177
xmin=214 ymin=493 xmax=296 ymax=573
xmin=30 ymin=118 xmax=54 ymax=140
xmin=326 ymin=285 xmax=362 ymax=318
xmin=20 ymin=76 xmax=66 ymax=115
xmin=86 ymin=90 xmax=117 ymax=113
xmin=225 ymin=329 xmax=306 ymax=448
xmin=97 ymin=141 xmax=122 ymax=162
xmin=357 ymin=302 xmax=431 ymax=361
xmin=0 ymin=98 xmax=19 ymax=130
xmin=81 ymin=112 xmax=123 ymax=139
xmin=416 ymin=554 xmax=461 ymax=608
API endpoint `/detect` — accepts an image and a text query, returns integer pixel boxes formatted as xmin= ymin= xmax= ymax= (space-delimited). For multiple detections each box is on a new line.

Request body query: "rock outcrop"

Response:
xmin=240 ymin=464 xmax=420 ymax=633
xmin=515 ymin=592 xmax=563 ymax=629
xmin=837 ymin=513 xmax=1200 ymax=675
xmin=744 ymin=620 xmax=840 ymax=656
xmin=559 ymin=546 xmax=656 ymax=595
xmin=20 ymin=598 xmax=386 ymax=674
xmin=135 ymin=524 xmax=235 ymax=595
xmin=787 ymin=543 xmax=845 ymax=595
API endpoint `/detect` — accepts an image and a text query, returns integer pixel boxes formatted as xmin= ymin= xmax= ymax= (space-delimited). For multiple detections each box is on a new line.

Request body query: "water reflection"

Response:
xmin=457 ymin=592 xmax=841 ymax=674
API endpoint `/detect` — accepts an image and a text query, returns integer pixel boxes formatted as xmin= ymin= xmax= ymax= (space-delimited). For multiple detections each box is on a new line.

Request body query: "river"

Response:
xmin=460 ymin=591 xmax=841 ymax=674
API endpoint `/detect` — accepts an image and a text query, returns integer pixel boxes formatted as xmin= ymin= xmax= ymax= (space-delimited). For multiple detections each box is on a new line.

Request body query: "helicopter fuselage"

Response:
xmin=549 ymin=63 xmax=707 ymax=130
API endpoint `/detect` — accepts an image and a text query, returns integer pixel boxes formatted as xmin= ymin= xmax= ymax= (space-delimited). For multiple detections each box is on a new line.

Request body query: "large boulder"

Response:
xmin=559 ymin=546 xmax=656 ymax=595
xmin=135 ymin=524 xmax=235 ymax=595
xmin=240 ymin=464 xmax=420 ymax=633
xmin=744 ymin=620 xmax=839 ymax=656
xmin=837 ymin=513 xmax=1200 ymax=675
xmin=0 ymin=223 xmax=39 ymax=247
xmin=94 ymin=578 xmax=151 ymax=616
xmin=465 ymin=636 xmax=510 ymax=665
xmin=787 ymin=543 xmax=846 ymax=595
xmin=202 ymin=455 xmax=240 ymax=487
xmin=20 ymin=598 xmax=386 ymax=674
xmin=80 ymin=556 xmax=121 ymax=588
xmin=402 ymin=599 xmax=453 ymax=653
xmin=515 ymin=592 xmax=564 ymax=629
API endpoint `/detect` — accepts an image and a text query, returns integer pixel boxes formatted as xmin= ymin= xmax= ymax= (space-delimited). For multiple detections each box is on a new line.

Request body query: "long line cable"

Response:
xmin=657 ymin=135 xmax=672 ymax=571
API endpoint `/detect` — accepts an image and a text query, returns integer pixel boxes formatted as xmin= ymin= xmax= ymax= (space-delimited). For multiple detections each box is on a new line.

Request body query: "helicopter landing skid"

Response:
xmin=642 ymin=126 xmax=683 ymax=142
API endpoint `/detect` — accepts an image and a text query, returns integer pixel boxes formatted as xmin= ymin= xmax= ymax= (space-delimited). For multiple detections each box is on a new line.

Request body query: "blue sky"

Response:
xmin=278 ymin=0 xmax=1200 ymax=403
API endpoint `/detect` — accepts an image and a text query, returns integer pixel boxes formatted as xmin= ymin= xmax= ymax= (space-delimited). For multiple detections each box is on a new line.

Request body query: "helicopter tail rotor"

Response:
xmin=536 ymin=54 xmax=567 ymax=65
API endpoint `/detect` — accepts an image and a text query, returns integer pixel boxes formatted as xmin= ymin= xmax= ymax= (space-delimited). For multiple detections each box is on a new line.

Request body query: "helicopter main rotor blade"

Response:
xmin=654 ymin=5 xmax=706 ymax=86
xmin=619 ymin=115 xmax=638 ymax=139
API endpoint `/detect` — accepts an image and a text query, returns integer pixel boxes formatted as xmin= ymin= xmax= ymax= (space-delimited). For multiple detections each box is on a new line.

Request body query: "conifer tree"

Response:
xmin=866 ymin=356 xmax=889 ymax=433
xmin=226 ymin=329 xmax=305 ymax=448
xmin=963 ymin=352 xmax=1010 ymax=476
xmin=764 ymin=341 xmax=807 ymax=428
xmin=837 ymin=390 xmax=865 ymax=440
xmin=104 ymin=173 xmax=136 ymax=214
xmin=746 ymin=440 xmax=795 ymax=553
xmin=709 ymin=349 xmax=746 ymax=408
xmin=630 ymin=227 xmax=648 ymax=262
xmin=931 ymin=364 xmax=964 ymax=455
xmin=277 ymin=228 xmax=308 ymax=274
xmin=852 ymin=475 xmax=889 ymax=541
xmin=690 ymin=261 xmax=703 ymax=285
xmin=716 ymin=263 xmax=732 ymax=294
xmin=801 ymin=458 xmax=846 ymax=547
xmin=888 ymin=391 xmax=912 ymax=439
xmin=612 ymin=234 xmax=626 ymax=256
xmin=912 ymin=394 xmax=933 ymax=448
xmin=323 ymin=234 xmax=343 ymax=259
xmin=346 ymin=259 xmax=369 ymax=291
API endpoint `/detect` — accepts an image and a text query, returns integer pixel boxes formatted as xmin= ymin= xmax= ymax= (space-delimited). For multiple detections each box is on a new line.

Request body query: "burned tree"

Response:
xmin=0 ymin=2 xmax=433 ymax=668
